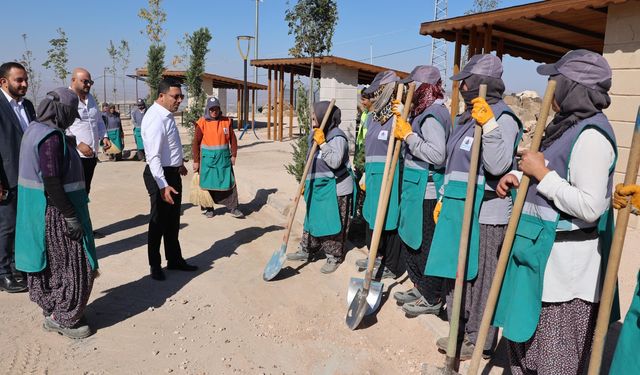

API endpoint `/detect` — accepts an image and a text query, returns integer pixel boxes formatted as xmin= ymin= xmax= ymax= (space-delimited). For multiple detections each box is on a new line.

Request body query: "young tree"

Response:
xmin=285 ymin=0 xmax=338 ymax=118
xmin=172 ymin=33 xmax=190 ymax=69
xmin=139 ymin=0 xmax=167 ymax=103
xmin=118 ymin=40 xmax=130 ymax=104
xmin=107 ymin=40 xmax=119 ymax=103
xmin=42 ymin=28 xmax=69 ymax=85
xmin=285 ymin=79 xmax=311 ymax=182
xmin=183 ymin=27 xmax=213 ymax=136
xmin=19 ymin=33 xmax=42 ymax=106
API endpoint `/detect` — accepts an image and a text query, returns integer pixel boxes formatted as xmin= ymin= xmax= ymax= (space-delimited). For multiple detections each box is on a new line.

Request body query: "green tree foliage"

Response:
xmin=183 ymin=27 xmax=213 ymax=136
xmin=285 ymin=0 xmax=338 ymax=116
xmin=285 ymin=80 xmax=311 ymax=182
xmin=139 ymin=0 xmax=167 ymax=103
xmin=42 ymin=28 xmax=69 ymax=85
xmin=19 ymin=33 xmax=42 ymax=106
xmin=118 ymin=40 xmax=130 ymax=104
xmin=138 ymin=0 xmax=166 ymax=45
xmin=146 ymin=44 xmax=166 ymax=104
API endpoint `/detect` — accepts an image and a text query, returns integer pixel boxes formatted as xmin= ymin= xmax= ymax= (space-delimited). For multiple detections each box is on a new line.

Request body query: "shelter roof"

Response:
xmin=134 ymin=68 xmax=267 ymax=90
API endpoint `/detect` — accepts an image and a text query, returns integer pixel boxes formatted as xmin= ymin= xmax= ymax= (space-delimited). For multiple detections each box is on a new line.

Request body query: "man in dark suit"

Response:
xmin=0 ymin=62 xmax=35 ymax=293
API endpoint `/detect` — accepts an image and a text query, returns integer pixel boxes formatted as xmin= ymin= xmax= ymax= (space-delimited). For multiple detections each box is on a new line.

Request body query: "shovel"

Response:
xmin=423 ymin=84 xmax=487 ymax=375
xmin=262 ymin=99 xmax=336 ymax=281
xmin=466 ymin=80 xmax=556 ymax=375
xmin=345 ymin=82 xmax=415 ymax=330
xmin=587 ymin=106 xmax=640 ymax=375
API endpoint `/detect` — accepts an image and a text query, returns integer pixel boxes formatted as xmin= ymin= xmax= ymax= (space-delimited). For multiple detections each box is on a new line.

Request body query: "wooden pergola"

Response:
xmin=419 ymin=0 xmax=626 ymax=123
xmin=251 ymin=56 xmax=409 ymax=141
xmin=135 ymin=68 xmax=267 ymax=130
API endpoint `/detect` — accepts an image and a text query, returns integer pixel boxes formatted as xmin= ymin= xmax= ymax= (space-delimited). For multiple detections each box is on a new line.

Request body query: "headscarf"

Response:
xmin=36 ymin=88 xmax=80 ymax=130
xmin=458 ymin=74 xmax=505 ymax=125
xmin=369 ymin=82 xmax=396 ymax=124
xmin=313 ymin=101 xmax=341 ymax=132
xmin=204 ymin=97 xmax=222 ymax=120
xmin=412 ymin=80 xmax=444 ymax=118
xmin=542 ymin=74 xmax=611 ymax=148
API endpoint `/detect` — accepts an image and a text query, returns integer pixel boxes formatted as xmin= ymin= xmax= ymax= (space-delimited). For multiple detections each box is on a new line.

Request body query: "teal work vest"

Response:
xmin=426 ymin=102 xmax=522 ymax=280
xmin=133 ymin=127 xmax=144 ymax=150
xmin=363 ymin=114 xmax=400 ymax=231
xmin=609 ymin=270 xmax=640 ymax=375
xmin=399 ymin=103 xmax=451 ymax=249
xmin=493 ymin=114 xmax=618 ymax=343
xmin=15 ymin=122 xmax=98 ymax=272
xmin=107 ymin=128 xmax=123 ymax=151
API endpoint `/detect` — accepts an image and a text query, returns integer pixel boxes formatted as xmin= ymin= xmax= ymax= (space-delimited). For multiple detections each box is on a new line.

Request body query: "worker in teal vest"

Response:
xmin=493 ymin=50 xmax=618 ymax=374
xmin=15 ymin=87 xmax=98 ymax=339
xmin=390 ymin=65 xmax=451 ymax=317
xmin=610 ymin=183 xmax=640 ymax=375
xmin=425 ymin=54 xmax=522 ymax=360
xmin=356 ymin=70 xmax=405 ymax=280
xmin=286 ymin=102 xmax=355 ymax=274
xmin=131 ymin=98 xmax=147 ymax=161
xmin=104 ymin=104 xmax=124 ymax=161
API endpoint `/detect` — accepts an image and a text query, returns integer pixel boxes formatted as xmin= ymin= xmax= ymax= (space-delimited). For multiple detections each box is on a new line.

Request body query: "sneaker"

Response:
xmin=379 ymin=266 xmax=397 ymax=280
xmin=402 ymin=296 xmax=442 ymax=316
xmin=393 ymin=287 xmax=422 ymax=305
xmin=205 ymin=209 xmax=215 ymax=218
xmin=436 ymin=336 xmax=489 ymax=360
xmin=320 ymin=256 xmax=341 ymax=274
xmin=355 ymin=257 xmax=381 ymax=270
xmin=43 ymin=316 xmax=92 ymax=339
xmin=286 ymin=248 xmax=310 ymax=262
xmin=228 ymin=208 xmax=244 ymax=218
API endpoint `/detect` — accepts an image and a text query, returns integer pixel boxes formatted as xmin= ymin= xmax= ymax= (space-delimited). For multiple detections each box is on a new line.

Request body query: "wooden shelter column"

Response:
xmin=484 ymin=25 xmax=493 ymax=53
xmin=267 ymin=68 xmax=272 ymax=140
xmin=279 ymin=65 xmax=285 ymax=142
xmin=289 ymin=72 xmax=294 ymax=139
xmin=251 ymin=89 xmax=255 ymax=131
xmin=468 ymin=26 xmax=477 ymax=59
xmin=497 ymin=37 xmax=504 ymax=60
xmin=274 ymin=66 xmax=280 ymax=141
xmin=451 ymin=30 xmax=462 ymax=124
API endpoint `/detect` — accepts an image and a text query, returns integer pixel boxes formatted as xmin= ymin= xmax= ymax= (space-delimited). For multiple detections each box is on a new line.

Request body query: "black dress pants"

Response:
xmin=80 ymin=157 xmax=98 ymax=195
xmin=365 ymin=226 xmax=404 ymax=276
xmin=143 ymin=165 xmax=184 ymax=268
xmin=0 ymin=188 xmax=17 ymax=276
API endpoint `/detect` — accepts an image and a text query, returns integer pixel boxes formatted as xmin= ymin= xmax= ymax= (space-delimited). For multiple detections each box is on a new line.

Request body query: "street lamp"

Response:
xmin=236 ymin=35 xmax=257 ymax=139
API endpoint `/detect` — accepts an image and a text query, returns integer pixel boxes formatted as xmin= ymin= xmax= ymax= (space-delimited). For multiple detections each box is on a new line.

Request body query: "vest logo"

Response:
xmin=460 ymin=136 xmax=474 ymax=151
xmin=378 ymin=130 xmax=388 ymax=141
xmin=223 ymin=127 xmax=228 ymax=135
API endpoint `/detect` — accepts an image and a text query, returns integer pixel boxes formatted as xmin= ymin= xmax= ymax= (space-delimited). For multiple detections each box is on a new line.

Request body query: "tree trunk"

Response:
xmin=308 ymin=56 xmax=314 ymax=134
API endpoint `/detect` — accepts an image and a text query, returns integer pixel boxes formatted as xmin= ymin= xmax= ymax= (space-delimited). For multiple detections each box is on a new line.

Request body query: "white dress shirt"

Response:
xmin=141 ymin=102 xmax=184 ymax=189
xmin=1 ymin=88 xmax=30 ymax=131
xmin=66 ymin=92 xmax=107 ymax=158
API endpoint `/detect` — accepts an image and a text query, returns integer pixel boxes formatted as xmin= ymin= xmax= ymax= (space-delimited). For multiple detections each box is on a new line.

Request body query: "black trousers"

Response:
xmin=81 ymin=157 xmax=98 ymax=195
xmin=0 ymin=187 xmax=17 ymax=276
xmin=143 ymin=165 xmax=184 ymax=268
xmin=366 ymin=226 xmax=404 ymax=276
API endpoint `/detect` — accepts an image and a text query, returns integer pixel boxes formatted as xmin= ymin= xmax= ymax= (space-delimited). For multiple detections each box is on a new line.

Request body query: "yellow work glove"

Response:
xmin=433 ymin=198 xmax=443 ymax=224
xmin=359 ymin=174 xmax=366 ymax=192
xmin=613 ymin=183 xmax=640 ymax=214
xmin=313 ymin=128 xmax=326 ymax=145
xmin=471 ymin=97 xmax=495 ymax=126
xmin=391 ymin=99 xmax=404 ymax=117
xmin=394 ymin=115 xmax=413 ymax=140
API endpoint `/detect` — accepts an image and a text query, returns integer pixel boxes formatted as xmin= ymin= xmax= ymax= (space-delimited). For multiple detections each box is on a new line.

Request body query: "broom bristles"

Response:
xmin=189 ymin=173 xmax=214 ymax=207
xmin=104 ymin=143 xmax=121 ymax=155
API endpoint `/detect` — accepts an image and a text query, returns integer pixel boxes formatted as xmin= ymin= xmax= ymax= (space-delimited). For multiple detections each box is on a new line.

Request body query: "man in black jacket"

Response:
xmin=0 ymin=62 xmax=35 ymax=293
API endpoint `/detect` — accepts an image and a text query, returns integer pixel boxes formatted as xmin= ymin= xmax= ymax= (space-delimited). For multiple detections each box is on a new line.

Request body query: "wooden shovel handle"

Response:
xmin=281 ymin=99 xmax=336 ymax=245
xmin=587 ymin=106 xmax=640 ymax=375
xmin=467 ymin=80 xmax=557 ymax=374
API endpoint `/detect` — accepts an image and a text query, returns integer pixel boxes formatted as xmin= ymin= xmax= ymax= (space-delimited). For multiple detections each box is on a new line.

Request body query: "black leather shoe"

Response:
xmin=150 ymin=267 xmax=166 ymax=281
xmin=166 ymin=262 xmax=198 ymax=271
xmin=0 ymin=275 xmax=28 ymax=293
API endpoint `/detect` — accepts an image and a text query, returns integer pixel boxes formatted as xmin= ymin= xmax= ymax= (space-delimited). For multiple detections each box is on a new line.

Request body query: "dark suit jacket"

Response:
xmin=0 ymin=91 xmax=36 ymax=189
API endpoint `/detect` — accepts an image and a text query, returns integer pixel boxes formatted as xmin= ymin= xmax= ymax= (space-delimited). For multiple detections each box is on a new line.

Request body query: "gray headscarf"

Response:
xmin=458 ymin=74 xmax=505 ymax=125
xmin=541 ymin=74 xmax=611 ymax=148
xmin=36 ymin=88 xmax=80 ymax=130
xmin=313 ymin=101 xmax=341 ymax=131
xmin=203 ymin=97 xmax=221 ymax=120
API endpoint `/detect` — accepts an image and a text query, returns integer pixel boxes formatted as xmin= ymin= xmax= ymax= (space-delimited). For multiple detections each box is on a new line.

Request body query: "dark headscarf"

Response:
xmin=203 ymin=97 xmax=222 ymax=120
xmin=36 ymin=88 xmax=80 ymax=130
xmin=541 ymin=74 xmax=611 ymax=148
xmin=458 ymin=74 xmax=505 ymax=125
xmin=313 ymin=101 xmax=341 ymax=132
xmin=412 ymin=80 xmax=444 ymax=118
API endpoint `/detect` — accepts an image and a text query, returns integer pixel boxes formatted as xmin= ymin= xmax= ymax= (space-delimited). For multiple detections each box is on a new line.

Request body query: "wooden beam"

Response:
xmin=289 ymin=72 xmax=294 ymax=139
xmin=501 ymin=39 xmax=564 ymax=60
xmin=497 ymin=37 xmax=505 ymax=59
xmin=468 ymin=26 xmax=477 ymax=59
xmin=274 ymin=66 xmax=280 ymax=141
xmin=279 ymin=65 xmax=285 ymax=142
xmin=451 ymin=31 xmax=462 ymax=125
xmin=529 ymin=17 xmax=605 ymax=40
xmin=492 ymin=24 xmax=583 ymax=51
xmin=484 ymin=25 xmax=493 ymax=54
xmin=267 ymin=68 xmax=272 ymax=140
xmin=251 ymin=88 xmax=255 ymax=131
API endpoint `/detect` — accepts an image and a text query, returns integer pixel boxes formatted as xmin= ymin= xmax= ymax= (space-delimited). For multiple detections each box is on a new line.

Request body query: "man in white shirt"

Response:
xmin=141 ymin=78 xmax=196 ymax=281
xmin=0 ymin=62 xmax=35 ymax=293
xmin=66 ymin=68 xmax=111 ymax=195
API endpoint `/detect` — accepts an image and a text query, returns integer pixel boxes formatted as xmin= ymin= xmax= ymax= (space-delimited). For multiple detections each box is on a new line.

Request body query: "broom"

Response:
xmin=189 ymin=172 xmax=215 ymax=208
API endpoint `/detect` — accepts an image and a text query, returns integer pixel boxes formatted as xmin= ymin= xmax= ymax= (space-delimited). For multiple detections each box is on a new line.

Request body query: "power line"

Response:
xmin=357 ymin=44 xmax=429 ymax=62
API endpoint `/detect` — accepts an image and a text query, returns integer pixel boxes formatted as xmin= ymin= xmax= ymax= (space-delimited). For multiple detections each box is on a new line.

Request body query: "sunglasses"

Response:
xmin=166 ymin=93 xmax=184 ymax=100
xmin=81 ymin=79 xmax=94 ymax=86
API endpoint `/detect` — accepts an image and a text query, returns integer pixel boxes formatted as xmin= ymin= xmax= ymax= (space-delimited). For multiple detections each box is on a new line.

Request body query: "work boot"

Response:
xmin=43 ymin=316 xmax=92 ymax=339
xmin=355 ymin=257 xmax=381 ymax=271
xmin=286 ymin=248 xmax=311 ymax=262
xmin=205 ymin=208 xmax=215 ymax=218
xmin=320 ymin=256 xmax=341 ymax=274
xmin=228 ymin=208 xmax=244 ymax=218
xmin=393 ymin=287 xmax=422 ymax=305
xmin=402 ymin=296 xmax=442 ymax=316
xmin=379 ymin=266 xmax=397 ymax=280
xmin=436 ymin=336 xmax=489 ymax=360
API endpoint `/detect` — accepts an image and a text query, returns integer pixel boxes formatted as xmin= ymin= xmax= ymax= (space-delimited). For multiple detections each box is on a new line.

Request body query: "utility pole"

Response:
xmin=430 ymin=0 xmax=448 ymax=88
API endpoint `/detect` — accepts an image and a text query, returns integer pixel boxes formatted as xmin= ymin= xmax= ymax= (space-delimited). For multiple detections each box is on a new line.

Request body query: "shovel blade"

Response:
xmin=345 ymin=277 xmax=383 ymax=329
xmin=263 ymin=244 xmax=287 ymax=281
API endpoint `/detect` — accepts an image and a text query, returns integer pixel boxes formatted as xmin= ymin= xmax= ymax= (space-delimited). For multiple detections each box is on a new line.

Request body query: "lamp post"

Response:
xmin=236 ymin=35 xmax=256 ymax=139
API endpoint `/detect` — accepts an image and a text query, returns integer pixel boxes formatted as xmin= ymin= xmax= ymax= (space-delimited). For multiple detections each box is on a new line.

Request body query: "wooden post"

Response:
xmin=251 ymin=88 xmax=256 ymax=132
xmin=484 ymin=25 xmax=493 ymax=54
xmin=468 ymin=26 xmax=477 ymax=59
xmin=279 ymin=65 xmax=285 ymax=142
xmin=475 ymin=29 xmax=484 ymax=55
xmin=289 ymin=72 xmax=294 ymax=139
xmin=451 ymin=30 xmax=463 ymax=124
xmin=236 ymin=87 xmax=242 ymax=130
xmin=273 ymin=66 xmax=279 ymax=140
xmin=497 ymin=37 xmax=505 ymax=60
xmin=267 ymin=68 xmax=272 ymax=140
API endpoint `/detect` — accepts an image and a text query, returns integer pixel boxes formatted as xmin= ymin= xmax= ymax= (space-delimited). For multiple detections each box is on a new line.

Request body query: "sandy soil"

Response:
xmin=0 ymin=117 xmax=637 ymax=375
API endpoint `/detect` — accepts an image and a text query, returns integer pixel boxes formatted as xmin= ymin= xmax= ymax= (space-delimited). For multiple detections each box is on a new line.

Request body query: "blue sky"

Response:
xmin=2 ymin=0 xmax=543 ymax=104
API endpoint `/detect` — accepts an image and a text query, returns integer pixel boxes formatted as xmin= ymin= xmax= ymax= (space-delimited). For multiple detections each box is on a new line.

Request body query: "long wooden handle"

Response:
xmin=587 ymin=106 xmax=640 ymax=375
xmin=363 ymin=83 xmax=412 ymax=289
xmin=444 ymin=85 xmax=487 ymax=368
xmin=467 ymin=80 xmax=557 ymax=374
xmin=281 ymin=99 xmax=336 ymax=245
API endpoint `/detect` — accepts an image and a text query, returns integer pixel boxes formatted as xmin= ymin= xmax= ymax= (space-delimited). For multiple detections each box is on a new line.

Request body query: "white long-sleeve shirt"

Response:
xmin=66 ymin=92 xmax=107 ymax=158
xmin=141 ymin=102 xmax=184 ymax=189
xmin=1 ymin=88 xmax=30 ymax=131
xmin=511 ymin=128 xmax=615 ymax=303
